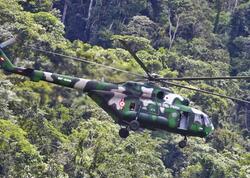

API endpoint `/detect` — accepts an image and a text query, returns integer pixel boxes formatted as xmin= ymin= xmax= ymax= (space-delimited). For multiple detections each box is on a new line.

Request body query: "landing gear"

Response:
xmin=119 ymin=128 xmax=129 ymax=138
xmin=118 ymin=120 xmax=140 ymax=139
xmin=178 ymin=136 xmax=187 ymax=148
xmin=129 ymin=120 xmax=140 ymax=131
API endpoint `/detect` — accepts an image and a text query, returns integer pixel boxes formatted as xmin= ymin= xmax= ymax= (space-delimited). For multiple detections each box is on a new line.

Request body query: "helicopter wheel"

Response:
xmin=178 ymin=136 xmax=187 ymax=148
xmin=129 ymin=120 xmax=140 ymax=131
xmin=119 ymin=128 xmax=129 ymax=139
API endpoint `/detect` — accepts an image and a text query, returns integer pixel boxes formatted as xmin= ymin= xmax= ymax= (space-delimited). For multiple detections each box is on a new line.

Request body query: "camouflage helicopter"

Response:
xmin=0 ymin=37 xmax=250 ymax=148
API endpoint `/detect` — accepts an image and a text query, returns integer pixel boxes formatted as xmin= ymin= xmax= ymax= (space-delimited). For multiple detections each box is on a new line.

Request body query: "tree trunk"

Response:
xmin=62 ymin=0 xmax=68 ymax=24
xmin=213 ymin=0 xmax=221 ymax=33
xmin=168 ymin=9 xmax=180 ymax=50
xmin=233 ymin=0 xmax=238 ymax=12
xmin=87 ymin=0 xmax=94 ymax=20
xmin=245 ymin=103 xmax=250 ymax=131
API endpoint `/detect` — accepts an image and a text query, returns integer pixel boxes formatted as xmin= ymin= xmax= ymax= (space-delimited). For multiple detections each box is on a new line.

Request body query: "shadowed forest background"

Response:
xmin=0 ymin=0 xmax=250 ymax=177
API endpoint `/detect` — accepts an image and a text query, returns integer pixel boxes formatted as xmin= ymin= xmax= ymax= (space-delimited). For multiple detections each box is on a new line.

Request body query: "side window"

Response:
xmin=130 ymin=102 xmax=136 ymax=111
xmin=201 ymin=115 xmax=205 ymax=125
xmin=156 ymin=91 xmax=165 ymax=100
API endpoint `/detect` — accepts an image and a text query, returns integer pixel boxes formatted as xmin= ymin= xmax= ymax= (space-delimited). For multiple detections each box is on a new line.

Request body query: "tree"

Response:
xmin=0 ymin=119 xmax=45 ymax=177
xmin=67 ymin=118 xmax=171 ymax=178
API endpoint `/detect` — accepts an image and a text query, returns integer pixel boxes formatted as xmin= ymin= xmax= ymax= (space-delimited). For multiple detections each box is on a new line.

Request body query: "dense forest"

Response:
xmin=0 ymin=0 xmax=250 ymax=177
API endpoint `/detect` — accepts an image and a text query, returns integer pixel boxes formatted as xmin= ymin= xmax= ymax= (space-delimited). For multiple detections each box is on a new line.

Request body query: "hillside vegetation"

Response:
xmin=0 ymin=0 xmax=250 ymax=177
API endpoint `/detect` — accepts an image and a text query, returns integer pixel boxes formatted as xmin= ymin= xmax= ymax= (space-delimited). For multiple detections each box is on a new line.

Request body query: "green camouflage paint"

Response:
xmin=0 ymin=49 xmax=14 ymax=71
xmin=0 ymin=49 xmax=214 ymax=138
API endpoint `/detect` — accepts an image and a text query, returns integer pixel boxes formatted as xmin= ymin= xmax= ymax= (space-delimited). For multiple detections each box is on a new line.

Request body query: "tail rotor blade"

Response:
xmin=0 ymin=37 xmax=17 ymax=49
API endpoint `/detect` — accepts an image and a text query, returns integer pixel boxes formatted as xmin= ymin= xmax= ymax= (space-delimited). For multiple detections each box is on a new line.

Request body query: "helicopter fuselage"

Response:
xmin=87 ymin=81 xmax=214 ymax=138
xmin=0 ymin=48 xmax=214 ymax=139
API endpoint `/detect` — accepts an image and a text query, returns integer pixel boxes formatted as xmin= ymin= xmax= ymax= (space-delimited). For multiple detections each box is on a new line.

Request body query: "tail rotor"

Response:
xmin=0 ymin=37 xmax=17 ymax=72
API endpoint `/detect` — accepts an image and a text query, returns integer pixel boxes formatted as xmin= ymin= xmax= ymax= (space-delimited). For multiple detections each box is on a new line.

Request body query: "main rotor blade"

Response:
xmin=155 ymin=79 xmax=250 ymax=104
xmin=118 ymin=39 xmax=153 ymax=79
xmin=158 ymin=76 xmax=250 ymax=81
xmin=23 ymin=44 xmax=250 ymax=104
xmin=24 ymin=46 xmax=145 ymax=79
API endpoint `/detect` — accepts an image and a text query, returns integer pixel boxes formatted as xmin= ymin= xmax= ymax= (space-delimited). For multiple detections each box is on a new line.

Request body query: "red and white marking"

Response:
xmin=0 ymin=57 xmax=4 ymax=61
xmin=108 ymin=87 xmax=126 ymax=110
xmin=119 ymin=99 xmax=125 ymax=109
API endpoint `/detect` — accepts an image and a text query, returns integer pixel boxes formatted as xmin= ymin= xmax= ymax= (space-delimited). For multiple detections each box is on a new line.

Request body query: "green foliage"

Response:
xmin=19 ymin=0 xmax=55 ymax=12
xmin=122 ymin=15 xmax=163 ymax=47
xmin=0 ymin=0 xmax=250 ymax=177
xmin=0 ymin=119 xmax=45 ymax=177
xmin=180 ymin=163 xmax=203 ymax=178
xmin=0 ymin=75 xmax=19 ymax=119
xmin=230 ymin=1 xmax=250 ymax=39
xmin=32 ymin=11 xmax=64 ymax=36
xmin=68 ymin=118 xmax=171 ymax=178
xmin=0 ymin=119 xmax=38 ymax=155
xmin=112 ymin=35 xmax=153 ymax=51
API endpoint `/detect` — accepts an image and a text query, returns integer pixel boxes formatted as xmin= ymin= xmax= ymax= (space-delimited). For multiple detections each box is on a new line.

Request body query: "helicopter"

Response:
xmin=0 ymin=37 xmax=250 ymax=148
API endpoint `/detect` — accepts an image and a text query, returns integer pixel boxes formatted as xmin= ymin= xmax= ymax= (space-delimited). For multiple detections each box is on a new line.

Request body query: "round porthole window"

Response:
xmin=156 ymin=91 xmax=165 ymax=100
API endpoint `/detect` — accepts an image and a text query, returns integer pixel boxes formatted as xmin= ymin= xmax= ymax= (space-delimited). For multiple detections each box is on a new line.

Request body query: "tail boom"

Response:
xmin=0 ymin=49 xmax=117 ymax=92
xmin=3 ymin=65 xmax=99 ymax=91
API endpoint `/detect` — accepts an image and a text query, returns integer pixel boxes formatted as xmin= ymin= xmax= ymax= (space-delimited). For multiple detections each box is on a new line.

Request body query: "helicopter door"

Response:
xmin=129 ymin=102 xmax=136 ymax=111
xmin=178 ymin=112 xmax=189 ymax=130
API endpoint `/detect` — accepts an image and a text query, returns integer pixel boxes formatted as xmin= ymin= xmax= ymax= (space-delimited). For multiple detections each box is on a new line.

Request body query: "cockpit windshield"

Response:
xmin=194 ymin=114 xmax=203 ymax=125
xmin=194 ymin=112 xmax=213 ymax=129
xmin=192 ymin=108 xmax=212 ymax=127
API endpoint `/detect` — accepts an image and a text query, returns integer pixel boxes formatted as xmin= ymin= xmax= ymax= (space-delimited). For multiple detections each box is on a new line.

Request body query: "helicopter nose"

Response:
xmin=204 ymin=116 xmax=214 ymax=136
xmin=208 ymin=118 xmax=215 ymax=136
xmin=207 ymin=116 xmax=214 ymax=129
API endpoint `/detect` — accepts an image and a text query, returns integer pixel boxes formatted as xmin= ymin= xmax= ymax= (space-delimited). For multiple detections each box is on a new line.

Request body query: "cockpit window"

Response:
xmin=194 ymin=114 xmax=203 ymax=125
